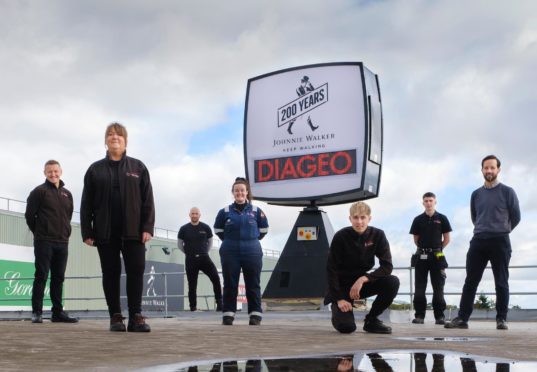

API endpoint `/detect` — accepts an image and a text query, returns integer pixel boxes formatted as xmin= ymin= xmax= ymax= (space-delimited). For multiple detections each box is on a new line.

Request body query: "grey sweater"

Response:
xmin=470 ymin=183 xmax=521 ymax=237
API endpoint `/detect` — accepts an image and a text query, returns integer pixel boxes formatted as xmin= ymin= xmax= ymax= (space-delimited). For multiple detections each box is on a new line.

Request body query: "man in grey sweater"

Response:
xmin=445 ymin=155 xmax=521 ymax=330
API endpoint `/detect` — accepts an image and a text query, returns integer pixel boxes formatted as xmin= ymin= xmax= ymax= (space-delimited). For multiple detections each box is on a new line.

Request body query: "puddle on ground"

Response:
xmin=395 ymin=336 xmax=491 ymax=342
xmin=141 ymin=351 xmax=537 ymax=371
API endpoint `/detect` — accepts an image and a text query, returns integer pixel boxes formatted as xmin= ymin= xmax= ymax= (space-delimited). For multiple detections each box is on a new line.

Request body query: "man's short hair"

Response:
xmin=44 ymin=159 xmax=60 ymax=168
xmin=349 ymin=201 xmax=371 ymax=216
xmin=481 ymin=154 xmax=501 ymax=168
xmin=422 ymin=192 xmax=436 ymax=199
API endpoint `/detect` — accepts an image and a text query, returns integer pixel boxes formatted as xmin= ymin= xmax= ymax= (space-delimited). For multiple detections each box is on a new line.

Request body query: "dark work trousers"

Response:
xmin=96 ymin=238 xmax=146 ymax=318
xmin=413 ymin=254 xmax=446 ymax=320
xmin=414 ymin=353 xmax=445 ymax=372
xmin=32 ymin=240 xmax=68 ymax=314
xmin=458 ymin=236 xmax=511 ymax=321
xmin=220 ymin=248 xmax=263 ymax=315
xmin=331 ymin=275 xmax=400 ymax=333
xmin=185 ymin=255 xmax=222 ymax=310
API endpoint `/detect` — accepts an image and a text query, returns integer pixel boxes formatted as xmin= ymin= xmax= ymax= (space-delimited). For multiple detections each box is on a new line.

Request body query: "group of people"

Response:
xmin=25 ymin=124 xmax=520 ymax=336
xmin=25 ymin=122 xmax=270 ymax=331
xmin=327 ymin=154 xmax=520 ymax=334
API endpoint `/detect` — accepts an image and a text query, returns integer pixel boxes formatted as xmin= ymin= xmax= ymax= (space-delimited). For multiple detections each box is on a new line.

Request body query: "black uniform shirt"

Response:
xmin=409 ymin=211 xmax=452 ymax=248
xmin=178 ymin=222 xmax=213 ymax=256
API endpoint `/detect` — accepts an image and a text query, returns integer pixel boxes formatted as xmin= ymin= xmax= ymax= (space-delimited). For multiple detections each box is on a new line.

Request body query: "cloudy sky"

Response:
xmin=1 ymin=0 xmax=535 ymax=307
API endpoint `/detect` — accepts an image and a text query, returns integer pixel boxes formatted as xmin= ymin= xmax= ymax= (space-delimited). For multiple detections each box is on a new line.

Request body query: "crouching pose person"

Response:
xmin=325 ymin=201 xmax=400 ymax=334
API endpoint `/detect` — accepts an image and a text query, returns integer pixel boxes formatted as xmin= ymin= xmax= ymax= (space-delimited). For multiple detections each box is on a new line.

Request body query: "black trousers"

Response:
xmin=331 ymin=275 xmax=400 ymax=333
xmin=96 ymin=239 xmax=146 ymax=317
xmin=32 ymin=240 xmax=68 ymax=314
xmin=185 ymin=255 xmax=222 ymax=310
xmin=458 ymin=236 xmax=511 ymax=321
xmin=413 ymin=254 xmax=446 ymax=319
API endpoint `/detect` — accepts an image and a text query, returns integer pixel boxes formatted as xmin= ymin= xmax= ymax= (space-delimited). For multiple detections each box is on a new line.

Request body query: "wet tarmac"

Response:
xmin=1 ymin=310 xmax=537 ymax=371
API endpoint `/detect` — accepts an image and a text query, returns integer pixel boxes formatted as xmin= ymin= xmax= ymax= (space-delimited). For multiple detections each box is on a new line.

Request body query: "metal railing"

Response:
xmin=0 ymin=269 xmax=274 ymax=317
xmin=395 ymin=264 xmax=537 ymax=310
xmin=2 ymin=265 xmax=536 ymax=316
xmin=0 ymin=196 xmax=280 ymax=259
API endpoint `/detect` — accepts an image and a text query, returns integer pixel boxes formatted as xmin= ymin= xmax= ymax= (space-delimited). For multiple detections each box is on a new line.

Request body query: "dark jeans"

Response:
xmin=331 ymin=275 xmax=400 ymax=333
xmin=96 ymin=239 xmax=146 ymax=318
xmin=185 ymin=255 xmax=222 ymax=310
xmin=220 ymin=249 xmax=263 ymax=315
xmin=414 ymin=254 xmax=446 ymax=319
xmin=32 ymin=240 xmax=68 ymax=314
xmin=458 ymin=236 xmax=511 ymax=321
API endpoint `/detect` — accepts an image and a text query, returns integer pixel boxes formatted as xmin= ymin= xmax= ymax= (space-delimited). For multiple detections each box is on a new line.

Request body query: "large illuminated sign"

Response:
xmin=244 ymin=62 xmax=383 ymax=206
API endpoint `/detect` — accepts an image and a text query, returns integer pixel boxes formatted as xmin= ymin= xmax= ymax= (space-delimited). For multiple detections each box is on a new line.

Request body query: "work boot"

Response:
xmin=444 ymin=317 xmax=468 ymax=329
xmin=109 ymin=313 xmax=126 ymax=332
xmin=363 ymin=317 xmax=392 ymax=334
xmin=222 ymin=316 xmax=234 ymax=326
xmin=51 ymin=311 xmax=79 ymax=323
xmin=496 ymin=319 xmax=508 ymax=330
xmin=412 ymin=317 xmax=424 ymax=324
xmin=249 ymin=315 xmax=262 ymax=326
xmin=127 ymin=313 xmax=151 ymax=332
xmin=31 ymin=312 xmax=43 ymax=324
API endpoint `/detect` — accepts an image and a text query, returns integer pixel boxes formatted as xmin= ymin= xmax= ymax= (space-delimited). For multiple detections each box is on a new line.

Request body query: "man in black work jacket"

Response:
xmin=326 ymin=201 xmax=400 ymax=334
xmin=25 ymin=160 xmax=78 ymax=324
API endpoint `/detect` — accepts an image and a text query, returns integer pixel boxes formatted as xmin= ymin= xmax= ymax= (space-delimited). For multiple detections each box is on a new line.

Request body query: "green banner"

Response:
xmin=1 ymin=258 xmax=51 ymax=309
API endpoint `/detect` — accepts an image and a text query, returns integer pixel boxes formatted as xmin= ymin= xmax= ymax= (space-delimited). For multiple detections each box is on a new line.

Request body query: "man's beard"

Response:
xmin=484 ymin=173 xmax=497 ymax=182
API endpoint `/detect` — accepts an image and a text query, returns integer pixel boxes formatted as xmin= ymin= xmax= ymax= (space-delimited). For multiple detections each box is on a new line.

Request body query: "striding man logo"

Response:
xmin=277 ymin=75 xmax=328 ymax=135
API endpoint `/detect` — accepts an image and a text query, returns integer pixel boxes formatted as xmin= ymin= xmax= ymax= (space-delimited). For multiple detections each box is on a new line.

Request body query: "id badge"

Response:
xmin=420 ymin=254 xmax=428 ymax=260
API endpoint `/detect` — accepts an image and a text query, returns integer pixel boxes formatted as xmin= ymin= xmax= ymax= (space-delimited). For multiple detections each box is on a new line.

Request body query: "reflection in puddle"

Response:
xmin=395 ymin=336 xmax=491 ymax=342
xmin=157 ymin=351 xmax=536 ymax=371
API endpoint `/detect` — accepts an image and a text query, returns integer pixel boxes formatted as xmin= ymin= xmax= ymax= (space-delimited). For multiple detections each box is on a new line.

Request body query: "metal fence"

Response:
xmin=0 ymin=196 xmax=280 ymax=259
xmin=2 ymin=265 xmax=536 ymax=316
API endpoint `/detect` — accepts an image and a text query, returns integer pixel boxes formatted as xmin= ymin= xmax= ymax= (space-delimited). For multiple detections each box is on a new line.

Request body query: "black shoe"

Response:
xmin=190 ymin=307 xmax=197 ymax=312
xmin=444 ymin=317 xmax=468 ymax=329
xmin=127 ymin=313 xmax=151 ymax=332
xmin=110 ymin=313 xmax=126 ymax=332
xmin=31 ymin=312 xmax=43 ymax=324
xmin=496 ymin=319 xmax=508 ymax=330
xmin=249 ymin=315 xmax=262 ymax=326
xmin=216 ymin=299 xmax=223 ymax=312
xmin=222 ymin=316 xmax=234 ymax=326
xmin=412 ymin=318 xmax=424 ymax=324
xmin=435 ymin=317 xmax=445 ymax=325
xmin=51 ymin=311 xmax=79 ymax=323
xmin=363 ymin=318 xmax=392 ymax=334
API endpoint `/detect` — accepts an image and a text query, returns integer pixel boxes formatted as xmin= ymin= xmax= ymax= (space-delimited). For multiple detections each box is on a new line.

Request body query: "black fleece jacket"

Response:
xmin=25 ymin=179 xmax=73 ymax=243
xmin=326 ymin=226 xmax=393 ymax=302
xmin=80 ymin=152 xmax=155 ymax=244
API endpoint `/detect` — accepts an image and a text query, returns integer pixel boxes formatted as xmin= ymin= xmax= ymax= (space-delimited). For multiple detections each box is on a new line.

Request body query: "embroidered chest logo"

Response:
xmin=126 ymin=172 xmax=140 ymax=178
xmin=364 ymin=241 xmax=374 ymax=247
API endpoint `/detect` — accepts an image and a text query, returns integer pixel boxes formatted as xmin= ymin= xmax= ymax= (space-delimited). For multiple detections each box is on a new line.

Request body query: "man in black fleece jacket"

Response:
xmin=326 ymin=201 xmax=399 ymax=334
xmin=25 ymin=160 xmax=78 ymax=324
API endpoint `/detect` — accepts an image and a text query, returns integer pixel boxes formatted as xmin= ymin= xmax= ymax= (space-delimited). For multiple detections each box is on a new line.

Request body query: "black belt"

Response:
xmin=418 ymin=248 xmax=442 ymax=253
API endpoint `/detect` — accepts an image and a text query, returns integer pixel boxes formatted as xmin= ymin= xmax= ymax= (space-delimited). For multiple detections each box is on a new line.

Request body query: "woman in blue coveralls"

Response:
xmin=214 ymin=177 xmax=269 ymax=326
